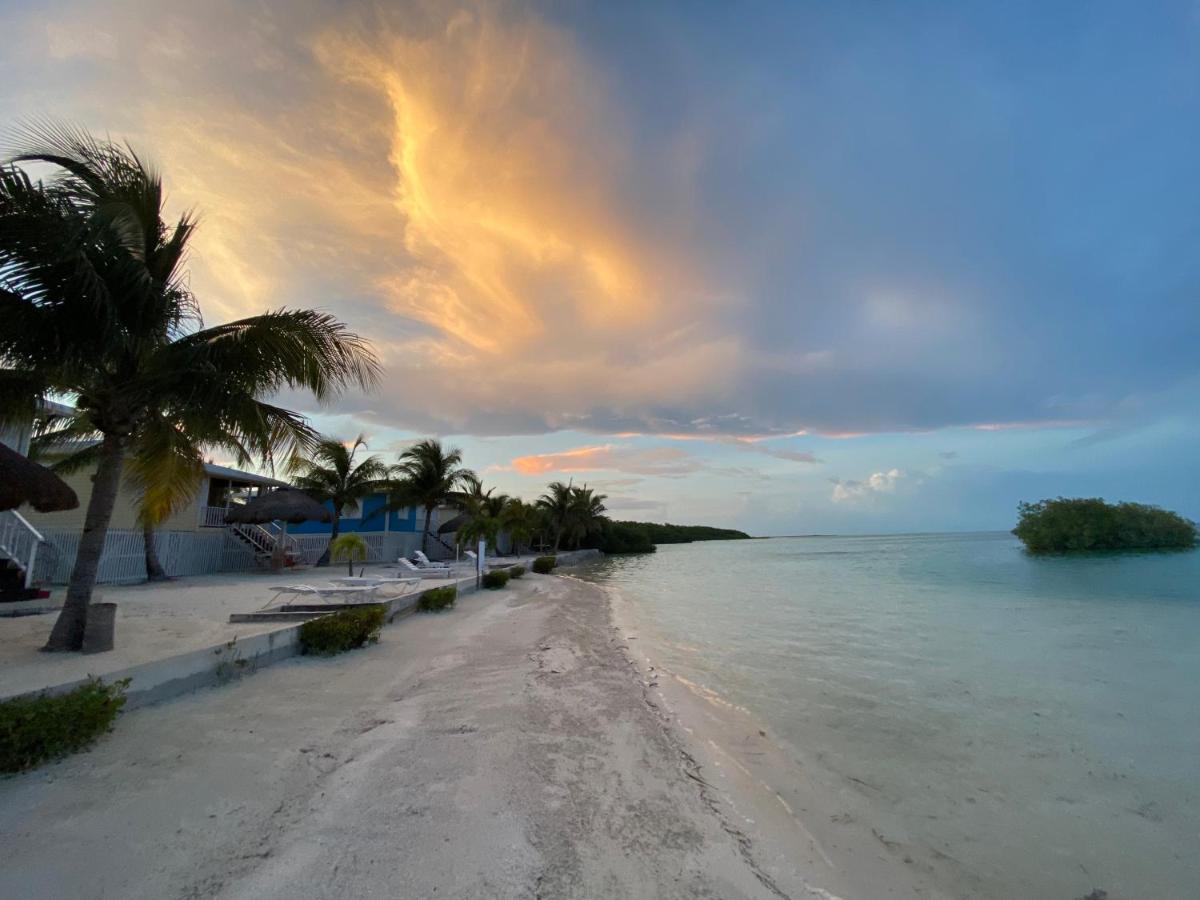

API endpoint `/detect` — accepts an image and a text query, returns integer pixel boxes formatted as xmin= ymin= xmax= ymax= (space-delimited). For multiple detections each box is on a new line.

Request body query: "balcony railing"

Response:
xmin=200 ymin=505 xmax=232 ymax=528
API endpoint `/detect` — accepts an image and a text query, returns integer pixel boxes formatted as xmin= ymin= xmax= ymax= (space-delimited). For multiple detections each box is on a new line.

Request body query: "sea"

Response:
xmin=574 ymin=532 xmax=1200 ymax=900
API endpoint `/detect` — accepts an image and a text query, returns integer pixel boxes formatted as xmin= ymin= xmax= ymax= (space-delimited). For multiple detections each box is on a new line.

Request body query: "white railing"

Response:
xmin=199 ymin=505 xmax=231 ymax=527
xmin=0 ymin=509 xmax=44 ymax=588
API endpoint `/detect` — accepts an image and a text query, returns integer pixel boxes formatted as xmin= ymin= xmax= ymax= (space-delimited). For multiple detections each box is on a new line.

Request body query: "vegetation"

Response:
xmin=509 ymin=565 xmax=526 ymax=578
xmin=619 ymin=522 xmax=751 ymax=544
xmin=390 ymin=439 xmax=474 ymax=555
xmin=588 ymin=520 xmax=658 ymax=554
xmin=482 ymin=569 xmax=510 ymax=589
xmin=0 ymin=677 xmax=128 ymax=773
xmin=298 ymin=606 xmax=386 ymax=655
xmin=457 ymin=481 xmax=509 ymax=550
xmin=329 ymin=532 xmax=370 ymax=576
xmin=0 ymin=124 xmax=378 ymax=651
xmin=532 ymin=555 xmax=558 ymax=574
xmin=289 ymin=435 xmax=390 ymax=566
xmin=1013 ymin=498 xmax=1197 ymax=554
xmin=419 ymin=585 xmax=457 ymax=611
xmin=537 ymin=482 xmax=608 ymax=550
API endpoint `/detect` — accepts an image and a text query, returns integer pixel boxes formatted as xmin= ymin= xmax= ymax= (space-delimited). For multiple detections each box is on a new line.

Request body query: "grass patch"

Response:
xmin=532 ymin=555 xmax=558 ymax=574
xmin=419 ymin=585 xmax=457 ymax=612
xmin=1 ymin=677 xmax=129 ymax=774
xmin=508 ymin=565 xmax=526 ymax=578
xmin=482 ymin=569 xmax=510 ymax=590
xmin=299 ymin=606 xmax=386 ymax=655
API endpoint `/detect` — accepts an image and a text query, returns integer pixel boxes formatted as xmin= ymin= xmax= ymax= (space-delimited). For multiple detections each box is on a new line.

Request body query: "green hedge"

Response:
xmin=419 ymin=585 xmax=457 ymax=611
xmin=509 ymin=565 xmax=526 ymax=578
xmin=482 ymin=569 xmax=510 ymax=589
xmin=532 ymin=555 xmax=557 ymax=574
xmin=1014 ymin=498 xmax=1198 ymax=554
xmin=1 ymin=677 xmax=128 ymax=773
xmin=299 ymin=606 xmax=386 ymax=655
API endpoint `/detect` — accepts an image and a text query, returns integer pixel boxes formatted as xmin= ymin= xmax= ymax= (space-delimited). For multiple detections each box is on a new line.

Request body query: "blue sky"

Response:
xmin=1 ymin=0 xmax=1197 ymax=533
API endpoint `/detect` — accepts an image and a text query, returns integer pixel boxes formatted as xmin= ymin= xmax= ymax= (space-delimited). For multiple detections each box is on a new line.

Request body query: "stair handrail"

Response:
xmin=0 ymin=509 xmax=44 ymax=588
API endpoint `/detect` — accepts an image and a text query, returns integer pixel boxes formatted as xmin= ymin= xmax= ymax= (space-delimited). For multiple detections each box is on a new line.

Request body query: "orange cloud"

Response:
xmin=511 ymin=444 xmax=701 ymax=478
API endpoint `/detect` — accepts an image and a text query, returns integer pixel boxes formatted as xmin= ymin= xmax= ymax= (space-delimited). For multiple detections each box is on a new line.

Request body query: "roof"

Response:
xmin=202 ymin=463 xmax=287 ymax=488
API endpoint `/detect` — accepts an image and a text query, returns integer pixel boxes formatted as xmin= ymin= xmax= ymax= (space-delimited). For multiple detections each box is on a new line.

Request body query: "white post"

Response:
xmin=477 ymin=538 xmax=486 ymax=588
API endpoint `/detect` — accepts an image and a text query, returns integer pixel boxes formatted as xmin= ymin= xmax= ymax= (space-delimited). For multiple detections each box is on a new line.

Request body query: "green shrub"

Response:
xmin=482 ymin=569 xmax=510 ymax=589
xmin=532 ymin=555 xmax=557 ymax=574
xmin=509 ymin=565 xmax=526 ymax=578
xmin=1 ymin=677 xmax=129 ymax=773
xmin=419 ymin=585 xmax=457 ymax=611
xmin=1013 ymin=498 xmax=1198 ymax=554
xmin=590 ymin=520 xmax=657 ymax=554
xmin=299 ymin=606 xmax=386 ymax=655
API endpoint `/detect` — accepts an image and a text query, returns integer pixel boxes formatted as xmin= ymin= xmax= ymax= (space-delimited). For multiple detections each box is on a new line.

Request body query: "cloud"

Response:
xmin=831 ymin=468 xmax=904 ymax=503
xmin=510 ymin=444 xmax=702 ymax=478
xmin=0 ymin=0 xmax=1196 ymax=443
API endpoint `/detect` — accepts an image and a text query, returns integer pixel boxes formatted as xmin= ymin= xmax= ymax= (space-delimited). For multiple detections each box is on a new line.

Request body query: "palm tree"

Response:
xmin=537 ymin=481 xmax=574 ymax=551
xmin=0 ymin=124 xmax=378 ymax=651
xmin=329 ymin=532 xmax=369 ymax=576
xmin=501 ymin=498 xmax=538 ymax=556
xmin=288 ymin=435 xmax=390 ymax=566
xmin=566 ymin=485 xmax=608 ymax=549
xmin=457 ymin=486 xmax=510 ymax=551
xmin=390 ymin=439 xmax=474 ymax=554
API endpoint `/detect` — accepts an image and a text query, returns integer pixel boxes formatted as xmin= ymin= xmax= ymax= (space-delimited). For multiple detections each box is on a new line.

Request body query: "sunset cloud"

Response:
xmin=510 ymin=444 xmax=701 ymax=478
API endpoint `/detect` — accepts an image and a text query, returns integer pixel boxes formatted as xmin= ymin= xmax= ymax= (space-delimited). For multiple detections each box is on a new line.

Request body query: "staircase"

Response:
xmin=228 ymin=521 xmax=302 ymax=567
xmin=0 ymin=510 xmax=46 ymax=601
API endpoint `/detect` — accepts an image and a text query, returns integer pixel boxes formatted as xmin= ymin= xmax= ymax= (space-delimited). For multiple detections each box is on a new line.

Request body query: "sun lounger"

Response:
xmin=266 ymin=583 xmax=379 ymax=608
xmin=395 ymin=557 xmax=453 ymax=579
xmin=413 ymin=550 xmax=453 ymax=569
xmin=329 ymin=576 xmax=421 ymax=595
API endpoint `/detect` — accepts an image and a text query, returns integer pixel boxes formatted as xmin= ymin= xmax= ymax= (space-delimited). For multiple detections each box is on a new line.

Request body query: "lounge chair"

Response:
xmin=329 ymin=575 xmax=421 ymax=596
xmin=265 ymin=584 xmax=379 ymax=608
xmin=413 ymin=550 xmax=453 ymax=569
xmin=395 ymin=557 xmax=453 ymax=579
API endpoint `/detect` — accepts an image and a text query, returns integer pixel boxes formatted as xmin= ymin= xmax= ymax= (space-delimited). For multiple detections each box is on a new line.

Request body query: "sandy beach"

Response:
xmin=0 ymin=570 xmax=949 ymax=899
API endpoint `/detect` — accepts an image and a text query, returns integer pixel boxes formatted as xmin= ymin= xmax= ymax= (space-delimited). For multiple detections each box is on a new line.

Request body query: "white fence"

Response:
xmin=34 ymin=527 xmax=428 ymax=585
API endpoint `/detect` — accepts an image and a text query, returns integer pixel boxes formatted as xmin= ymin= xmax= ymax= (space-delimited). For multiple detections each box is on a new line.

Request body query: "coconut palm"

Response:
xmin=537 ymin=481 xmax=574 ymax=551
xmin=457 ymin=487 xmax=510 ymax=551
xmin=288 ymin=435 xmax=390 ymax=566
xmin=501 ymin=497 xmax=538 ymax=556
xmin=0 ymin=124 xmax=378 ymax=651
xmin=565 ymin=485 xmax=608 ymax=549
xmin=390 ymin=439 xmax=474 ymax=554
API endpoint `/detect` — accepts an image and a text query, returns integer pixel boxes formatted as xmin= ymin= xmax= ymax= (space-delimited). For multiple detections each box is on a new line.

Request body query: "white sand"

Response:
xmin=0 ymin=573 xmax=937 ymax=899
xmin=0 ymin=565 xmax=467 ymax=698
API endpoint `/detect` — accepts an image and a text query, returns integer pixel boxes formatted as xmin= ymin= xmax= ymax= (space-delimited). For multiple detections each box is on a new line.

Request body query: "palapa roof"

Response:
xmin=223 ymin=487 xmax=333 ymax=525
xmin=0 ymin=441 xmax=80 ymax=513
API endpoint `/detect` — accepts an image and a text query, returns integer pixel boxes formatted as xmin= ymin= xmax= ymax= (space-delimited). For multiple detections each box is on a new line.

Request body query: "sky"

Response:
xmin=1 ymin=0 xmax=1198 ymax=535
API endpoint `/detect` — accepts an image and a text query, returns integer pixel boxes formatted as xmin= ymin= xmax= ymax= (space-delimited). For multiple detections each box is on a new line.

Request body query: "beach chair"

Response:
xmin=395 ymin=557 xmax=453 ymax=579
xmin=265 ymin=583 xmax=379 ymax=608
xmin=413 ymin=550 xmax=453 ymax=570
xmin=329 ymin=575 xmax=421 ymax=596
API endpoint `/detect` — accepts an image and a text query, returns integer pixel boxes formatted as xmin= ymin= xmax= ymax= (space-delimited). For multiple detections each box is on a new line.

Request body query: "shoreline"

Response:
xmin=595 ymin=573 xmax=964 ymax=900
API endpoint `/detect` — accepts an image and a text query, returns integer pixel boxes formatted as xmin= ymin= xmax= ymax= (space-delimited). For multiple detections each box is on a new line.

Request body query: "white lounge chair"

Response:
xmin=395 ymin=557 xmax=452 ymax=579
xmin=329 ymin=576 xmax=421 ymax=596
xmin=265 ymin=584 xmax=379 ymax=608
xmin=413 ymin=550 xmax=453 ymax=569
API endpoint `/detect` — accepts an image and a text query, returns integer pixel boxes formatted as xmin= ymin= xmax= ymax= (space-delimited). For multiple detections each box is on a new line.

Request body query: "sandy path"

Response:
xmin=0 ymin=575 xmax=800 ymax=899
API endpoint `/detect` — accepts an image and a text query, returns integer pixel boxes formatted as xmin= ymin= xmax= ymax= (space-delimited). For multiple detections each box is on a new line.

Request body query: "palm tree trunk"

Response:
xmin=317 ymin=515 xmax=340 ymax=567
xmin=44 ymin=433 xmax=126 ymax=652
xmin=143 ymin=522 xmax=169 ymax=582
xmin=422 ymin=505 xmax=434 ymax=553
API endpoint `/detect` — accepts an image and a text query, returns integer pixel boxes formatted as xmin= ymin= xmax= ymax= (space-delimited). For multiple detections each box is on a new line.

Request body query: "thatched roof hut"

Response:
xmin=223 ymin=487 xmax=332 ymax=525
xmin=0 ymin=441 xmax=80 ymax=513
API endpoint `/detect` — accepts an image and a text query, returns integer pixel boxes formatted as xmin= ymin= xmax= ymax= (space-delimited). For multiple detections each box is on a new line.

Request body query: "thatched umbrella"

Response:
xmin=224 ymin=487 xmax=332 ymax=570
xmin=0 ymin=441 xmax=79 ymax=513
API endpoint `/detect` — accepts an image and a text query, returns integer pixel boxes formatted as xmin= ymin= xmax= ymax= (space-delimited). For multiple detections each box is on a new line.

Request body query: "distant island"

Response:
xmin=1013 ymin=498 xmax=1197 ymax=554
xmin=588 ymin=520 xmax=752 ymax=554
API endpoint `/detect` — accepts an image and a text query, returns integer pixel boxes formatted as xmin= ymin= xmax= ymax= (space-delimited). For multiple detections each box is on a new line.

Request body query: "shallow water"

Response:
xmin=576 ymin=533 xmax=1200 ymax=899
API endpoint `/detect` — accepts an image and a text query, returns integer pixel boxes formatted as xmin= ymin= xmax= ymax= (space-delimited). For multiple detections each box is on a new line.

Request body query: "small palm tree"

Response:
xmin=458 ymin=487 xmax=510 ymax=551
xmin=0 ymin=124 xmax=379 ymax=651
xmin=537 ymin=481 xmax=574 ymax=551
xmin=329 ymin=532 xmax=369 ymax=576
xmin=501 ymin=498 xmax=538 ymax=556
xmin=288 ymin=435 xmax=390 ymax=567
xmin=389 ymin=439 xmax=475 ymax=554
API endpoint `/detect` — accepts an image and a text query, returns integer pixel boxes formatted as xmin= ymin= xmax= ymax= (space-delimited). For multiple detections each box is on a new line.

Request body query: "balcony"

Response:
xmin=199 ymin=505 xmax=232 ymax=528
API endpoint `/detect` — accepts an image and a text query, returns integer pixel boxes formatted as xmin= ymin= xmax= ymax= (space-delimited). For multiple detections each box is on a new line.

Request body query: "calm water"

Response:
xmin=576 ymin=533 xmax=1200 ymax=899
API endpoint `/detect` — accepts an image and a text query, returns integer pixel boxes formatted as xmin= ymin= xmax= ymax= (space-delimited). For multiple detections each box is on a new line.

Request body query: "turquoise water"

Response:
xmin=577 ymin=533 xmax=1200 ymax=899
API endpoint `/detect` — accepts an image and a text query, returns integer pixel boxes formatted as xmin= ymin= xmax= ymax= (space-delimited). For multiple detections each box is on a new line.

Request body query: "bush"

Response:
xmin=1013 ymin=498 xmax=1198 ymax=554
xmin=509 ymin=565 xmax=526 ymax=578
xmin=1 ymin=677 xmax=128 ymax=773
xmin=419 ymin=585 xmax=457 ymax=612
xmin=299 ymin=606 xmax=386 ymax=655
xmin=482 ymin=569 xmax=510 ymax=589
xmin=591 ymin=520 xmax=657 ymax=554
xmin=532 ymin=555 xmax=557 ymax=574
